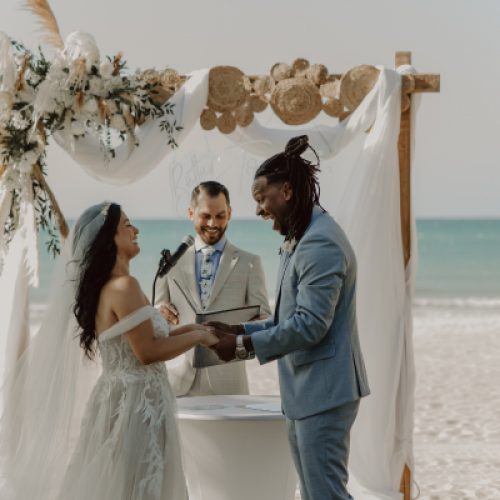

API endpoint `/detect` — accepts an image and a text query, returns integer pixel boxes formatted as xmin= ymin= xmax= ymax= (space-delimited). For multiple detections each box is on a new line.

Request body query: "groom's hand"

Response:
xmin=209 ymin=330 xmax=237 ymax=362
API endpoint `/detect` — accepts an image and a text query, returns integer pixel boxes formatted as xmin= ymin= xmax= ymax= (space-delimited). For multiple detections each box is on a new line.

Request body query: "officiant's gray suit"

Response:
xmin=244 ymin=206 xmax=370 ymax=500
xmin=154 ymin=240 xmax=271 ymax=396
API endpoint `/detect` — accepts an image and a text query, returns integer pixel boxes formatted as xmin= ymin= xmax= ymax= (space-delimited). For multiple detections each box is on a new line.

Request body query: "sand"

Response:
xmin=246 ymin=302 xmax=500 ymax=500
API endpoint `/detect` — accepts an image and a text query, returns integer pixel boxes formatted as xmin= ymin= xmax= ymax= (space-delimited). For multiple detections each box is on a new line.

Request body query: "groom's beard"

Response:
xmin=197 ymin=224 xmax=227 ymax=245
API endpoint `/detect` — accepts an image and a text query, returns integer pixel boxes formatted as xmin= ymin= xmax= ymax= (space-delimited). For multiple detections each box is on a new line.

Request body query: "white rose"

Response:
xmin=70 ymin=120 xmax=86 ymax=136
xmin=100 ymin=60 xmax=114 ymax=78
xmin=24 ymin=150 xmax=39 ymax=165
xmin=82 ymin=98 xmax=98 ymax=115
xmin=25 ymin=69 xmax=41 ymax=85
xmin=110 ymin=114 xmax=127 ymax=132
xmin=106 ymin=99 xmax=118 ymax=114
xmin=89 ymin=77 xmax=102 ymax=94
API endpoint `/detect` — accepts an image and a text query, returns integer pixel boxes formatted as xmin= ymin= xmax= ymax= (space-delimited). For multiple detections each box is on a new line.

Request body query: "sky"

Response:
xmin=2 ymin=0 xmax=500 ymax=219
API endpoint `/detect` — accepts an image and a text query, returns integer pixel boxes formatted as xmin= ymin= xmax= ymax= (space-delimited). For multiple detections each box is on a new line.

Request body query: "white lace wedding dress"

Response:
xmin=56 ymin=305 xmax=188 ymax=500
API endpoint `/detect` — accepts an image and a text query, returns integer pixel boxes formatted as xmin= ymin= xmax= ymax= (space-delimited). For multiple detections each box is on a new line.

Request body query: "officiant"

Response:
xmin=154 ymin=181 xmax=272 ymax=396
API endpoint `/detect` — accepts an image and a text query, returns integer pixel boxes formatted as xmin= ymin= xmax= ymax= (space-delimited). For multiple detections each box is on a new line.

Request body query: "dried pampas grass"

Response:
xmin=21 ymin=0 xmax=64 ymax=51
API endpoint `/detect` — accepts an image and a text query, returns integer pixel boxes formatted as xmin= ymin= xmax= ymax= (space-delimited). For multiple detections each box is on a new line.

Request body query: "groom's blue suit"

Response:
xmin=244 ymin=206 xmax=370 ymax=500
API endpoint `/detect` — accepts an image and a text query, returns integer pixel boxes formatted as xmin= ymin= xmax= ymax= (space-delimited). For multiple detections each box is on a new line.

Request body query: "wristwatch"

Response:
xmin=235 ymin=335 xmax=255 ymax=360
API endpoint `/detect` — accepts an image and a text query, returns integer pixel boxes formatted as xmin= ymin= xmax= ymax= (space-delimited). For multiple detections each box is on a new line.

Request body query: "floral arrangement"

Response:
xmin=0 ymin=7 xmax=182 ymax=261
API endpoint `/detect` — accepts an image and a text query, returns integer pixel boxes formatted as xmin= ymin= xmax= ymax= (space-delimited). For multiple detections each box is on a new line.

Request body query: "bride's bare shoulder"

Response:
xmin=106 ymin=275 xmax=141 ymax=293
xmin=101 ymin=276 xmax=146 ymax=310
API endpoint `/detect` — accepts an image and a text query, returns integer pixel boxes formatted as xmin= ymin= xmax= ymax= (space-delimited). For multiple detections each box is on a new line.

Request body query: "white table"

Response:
xmin=177 ymin=395 xmax=297 ymax=500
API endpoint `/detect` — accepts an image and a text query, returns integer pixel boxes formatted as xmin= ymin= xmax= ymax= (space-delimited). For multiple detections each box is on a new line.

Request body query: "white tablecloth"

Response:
xmin=177 ymin=395 xmax=297 ymax=500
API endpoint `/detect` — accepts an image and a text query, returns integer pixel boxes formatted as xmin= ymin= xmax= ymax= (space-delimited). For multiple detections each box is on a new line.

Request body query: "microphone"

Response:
xmin=158 ymin=235 xmax=195 ymax=278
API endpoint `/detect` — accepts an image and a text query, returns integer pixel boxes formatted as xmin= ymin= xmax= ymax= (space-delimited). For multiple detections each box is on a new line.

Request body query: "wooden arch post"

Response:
xmin=396 ymin=51 xmax=440 ymax=500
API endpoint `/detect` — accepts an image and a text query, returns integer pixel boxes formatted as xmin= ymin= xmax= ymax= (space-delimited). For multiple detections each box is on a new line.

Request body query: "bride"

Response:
xmin=0 ymin=202 xmax=219 ymax=500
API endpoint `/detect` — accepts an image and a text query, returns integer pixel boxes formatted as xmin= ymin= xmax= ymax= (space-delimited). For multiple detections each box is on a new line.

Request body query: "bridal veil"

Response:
xmin=0 ymin=204 xmax=108 ymax=499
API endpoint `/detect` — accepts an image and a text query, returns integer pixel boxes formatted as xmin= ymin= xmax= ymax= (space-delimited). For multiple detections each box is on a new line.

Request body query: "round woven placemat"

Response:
xmin=270 ymin=62 xmax=291 ymax=82
xmin=339 ymin=65 xmax=380 ymax=111
xmin=235 ymin=105 xmax=254 ymax=127
xmin=323 ymin=99 xmax=343 ymax=117
xmin=250 ymin=95 xmax=268 ymax=113
xmin=217 ymin=111 xmax=236 ymax=134
xmin=200 ymin=108 xmax=217 ymax=130
xmin=207 ymin=66 xmax=248 ymax=113
xmin=270 ymin=78 xmax=322 ymax=125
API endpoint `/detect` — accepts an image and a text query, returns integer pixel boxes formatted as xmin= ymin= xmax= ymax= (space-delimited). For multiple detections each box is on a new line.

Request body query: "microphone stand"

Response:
xmin=152 ymin=249 xmax=172 ymax=306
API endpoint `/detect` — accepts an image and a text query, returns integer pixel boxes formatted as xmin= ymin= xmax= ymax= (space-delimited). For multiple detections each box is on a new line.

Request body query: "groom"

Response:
xmin=208 ymin=137 xmax=370 ymax=500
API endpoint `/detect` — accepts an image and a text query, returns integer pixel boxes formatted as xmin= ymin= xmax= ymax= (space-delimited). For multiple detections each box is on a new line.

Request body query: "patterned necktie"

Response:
xmin=199 ymin=246 xmax=216 ymax=309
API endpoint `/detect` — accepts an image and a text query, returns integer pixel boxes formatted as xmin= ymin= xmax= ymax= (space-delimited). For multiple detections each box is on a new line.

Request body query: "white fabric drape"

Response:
xmin=52 ymin=69 xmax=210 ymax=185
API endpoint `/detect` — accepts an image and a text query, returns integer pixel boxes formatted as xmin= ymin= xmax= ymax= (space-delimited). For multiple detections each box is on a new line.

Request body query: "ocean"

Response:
xmin=30 ymin=219 xmax=500 ymax=325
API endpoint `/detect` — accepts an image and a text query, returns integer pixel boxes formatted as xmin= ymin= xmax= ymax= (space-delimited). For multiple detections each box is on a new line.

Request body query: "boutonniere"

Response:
xmin=279 ymin=232 xmax=298 ymax=256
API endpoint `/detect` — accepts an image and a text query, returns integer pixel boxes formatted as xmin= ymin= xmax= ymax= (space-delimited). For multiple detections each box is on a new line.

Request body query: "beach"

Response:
xmin=31 ymin=219 xmax=500 ymax=499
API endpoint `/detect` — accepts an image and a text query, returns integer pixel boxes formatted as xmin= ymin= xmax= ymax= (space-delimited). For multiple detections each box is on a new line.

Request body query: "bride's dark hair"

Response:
xmin=73 ymin=203 xmax=122 ymax=360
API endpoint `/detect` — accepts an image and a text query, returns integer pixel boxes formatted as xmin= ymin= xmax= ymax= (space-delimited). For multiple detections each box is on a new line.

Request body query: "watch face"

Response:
xmin=236 ymin=348 xmax=247 ymax=360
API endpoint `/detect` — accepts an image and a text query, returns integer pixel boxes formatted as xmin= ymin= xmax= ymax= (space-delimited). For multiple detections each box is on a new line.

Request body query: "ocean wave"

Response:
xmin=413 ymin=297 xmax=500 ymax=308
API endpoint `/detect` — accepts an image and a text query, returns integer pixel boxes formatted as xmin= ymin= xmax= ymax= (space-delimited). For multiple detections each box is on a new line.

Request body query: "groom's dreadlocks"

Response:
xmin=254 ymin=135 xmax=324 ymax=241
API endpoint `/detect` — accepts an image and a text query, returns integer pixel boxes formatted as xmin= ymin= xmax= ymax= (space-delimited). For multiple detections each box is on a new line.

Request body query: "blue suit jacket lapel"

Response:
xmin=274 ymin=206 xmax=325 ymax=324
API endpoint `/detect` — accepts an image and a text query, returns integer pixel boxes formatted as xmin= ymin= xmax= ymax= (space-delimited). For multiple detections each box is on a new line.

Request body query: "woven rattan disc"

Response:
xmin=235 ymin=105 xmax=254 ymax=127
xmin=250 ymin=94 xmax=268 ymax=113
xmin=207 ymin=66 xmax=248 ymax=113
xmin=401 ymin=94 xmax=411 ymax=113
xmin=270 ymin=78 xmax=322 ymax=125
xmin=290 ymin=58 xmax=310 ymax=77
xmin=323 ymin=99 xmax=343 ymax=117
xmin=320 ymin=80 xmax=340 ymax=99
xmin=217 ymin=111 xmax=236 ymax=134
xmin=200 ymin=108 xmax=217 ymax=130
xmin=401 ymin=74 xmax=415 ymax=94
xmin=160 ymin=69 xmax=180 ymax=88
xmin=143 ymin=69 xmax=160 ymax=85
xmin=253 ymin=76 xmax=273 ymax=95
xmin=305 ymin=64 xmax=328 ymax=85
xmin=339 ymin=65 xmax=380 ymax=111
xmin=270 ymin=63 xmax=291 ymax=82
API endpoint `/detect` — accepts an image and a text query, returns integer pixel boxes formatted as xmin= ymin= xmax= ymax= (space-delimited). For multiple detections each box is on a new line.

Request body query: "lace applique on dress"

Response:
xmin=57 ymin=307 xmax=187 ymax=500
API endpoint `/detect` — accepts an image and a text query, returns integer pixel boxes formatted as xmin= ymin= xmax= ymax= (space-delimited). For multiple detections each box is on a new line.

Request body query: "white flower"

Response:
xmin=70 ymin=120 xmax=86 ymax=136
xmin=88 ymin=77 xmax=102 ymax=94
xmin=110 ymin=114 xmax=127 ymax=132
xmin=280 ymin=238 xmax=298 ymax=256
xmin=106 ymin=99 xmax=118 ymax=114
xmin=24 ymin=150 xmax=39 ymax=165
xmin=14 ymin=55 xmax=24 ymax=66
xmin=100 ymin=60 xmax=114 ymax=78
xmin=82 ymin=98 xmax=98 ymax=115
xmin=11 ymin=111 xmax=30 ymax=130
xmin=25 ymin=69 xmax=41 ymax=86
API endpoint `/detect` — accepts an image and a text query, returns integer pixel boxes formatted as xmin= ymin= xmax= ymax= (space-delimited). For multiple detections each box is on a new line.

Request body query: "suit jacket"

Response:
xmin=245 ymin=206 xmax=370 ymax=420
xmin=154 ymin=239 xmax=272 ymax=396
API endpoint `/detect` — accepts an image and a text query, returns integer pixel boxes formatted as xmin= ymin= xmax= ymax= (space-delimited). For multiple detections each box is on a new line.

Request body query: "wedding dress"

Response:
xmin=56 ymin=305 xmax=187 ymax=500
xmin=0 ymin=203 xmax=187 ymax=500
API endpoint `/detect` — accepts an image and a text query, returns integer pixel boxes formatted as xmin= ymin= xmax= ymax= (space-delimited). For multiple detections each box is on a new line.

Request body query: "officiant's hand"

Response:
xmin=159 ymin=302 xmax=179 ymax=325
xmin=209 ymin=330 xmax=237 ymax=362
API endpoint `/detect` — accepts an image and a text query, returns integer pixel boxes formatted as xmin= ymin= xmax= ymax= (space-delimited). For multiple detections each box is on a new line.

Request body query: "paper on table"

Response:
xmin=245 ymin=403 xmax=282 ymax=413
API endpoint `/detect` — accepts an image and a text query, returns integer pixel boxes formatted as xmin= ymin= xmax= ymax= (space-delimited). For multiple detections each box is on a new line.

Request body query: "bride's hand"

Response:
xmin=198 ymin=330 xmax=220 ymax=347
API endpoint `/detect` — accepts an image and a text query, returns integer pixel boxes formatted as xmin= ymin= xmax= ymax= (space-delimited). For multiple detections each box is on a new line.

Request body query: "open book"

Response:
xmin=173 ymin=278 xmax=260 ymax=368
